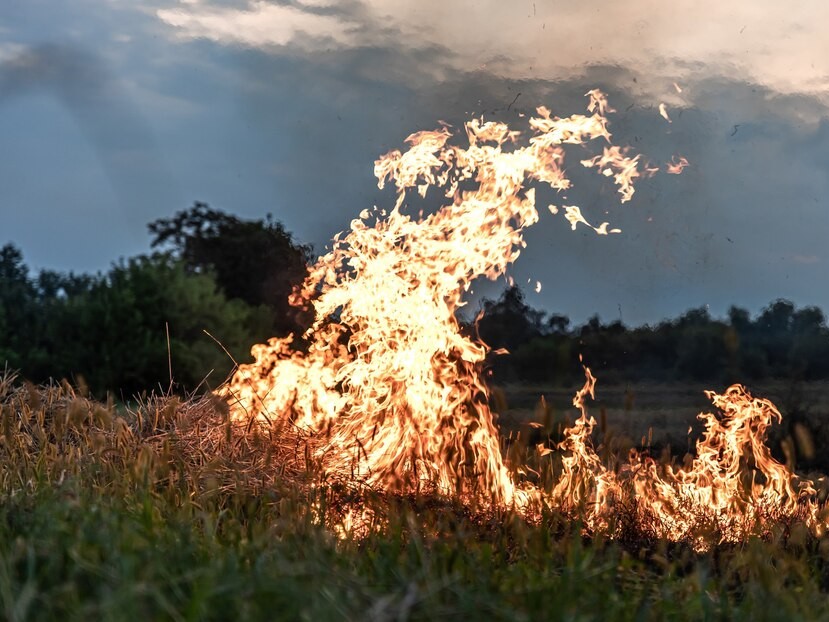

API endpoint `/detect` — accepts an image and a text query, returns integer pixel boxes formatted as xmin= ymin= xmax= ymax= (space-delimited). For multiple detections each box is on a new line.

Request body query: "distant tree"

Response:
xmin=726 ymin=305 xmax=768 ymax=379
xmin=148 ymin=202 xmax=313 ymax=339
xmin=727 ymin=306 xmax=752 ymax=333
xmin=661 ymin=308 xmax=731 ymax=381
xmin=675 ymin=306 xmax=712 ymax=329
xmin=475 ymin=286 xmax=547 ymax=382
xmin=791 ymin=306 xmax=825 ymax=335
xmin=477 ymin=286 xmax=545 ymax=353
xmin=547 ymin=313 xmax=571 ymax=335
xmin=47 ymin=253 xmax=271 ymax=397
xmin=789 ymin=306 xmax=829 ymax=379
xmin=756 ymin=300 xmax=797 ymax=376
xmin=35 ymin=270 xmax=95 ymax=300
xmin=0 ymin=244 xmax=38 ymax=369
xmin=674 ymin=324 xmax=729 ymax=381
xmin=580 ymin=315 xmax=604 ymax=337
xmin=758 ymin=299 xmax=795 ymax=335
xmin=0 ymin=299 xmax=9 ymax=368
xmin=578 ymin=317 xmax=632 ymax=380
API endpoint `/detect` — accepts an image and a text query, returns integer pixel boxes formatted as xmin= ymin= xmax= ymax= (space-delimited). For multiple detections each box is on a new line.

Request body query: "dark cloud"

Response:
xmin=2 ymin=2 xmax=828 ymax=325
xmin=0 ymin=44 xmax=163 ymax=160
xmin=0 ymin=43 xmax=181 ymax=268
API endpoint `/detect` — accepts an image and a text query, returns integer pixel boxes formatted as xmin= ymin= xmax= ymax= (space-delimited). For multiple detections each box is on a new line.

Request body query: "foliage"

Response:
xmin=478 ymin=286 xmax=829 ymax=387
xmin=0 ymin=244 xmax=38 ymax=371
xmin=0 ymin=201 xmax=312 ymax=398
xmin=148 ymin=202 xmax=313 ymax=339
xmin=56 ymin=253 xmax=270 ymax=396
xmin=0 ymin=246 xmax=271 ymax=398
xmin=5 ymin=207 xmax=829 ymax=399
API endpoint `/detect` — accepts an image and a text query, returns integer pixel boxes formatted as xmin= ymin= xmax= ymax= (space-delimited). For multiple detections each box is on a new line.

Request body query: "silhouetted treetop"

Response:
xmin=477 ymin=286 xmax=545 ymax=352
xmin=148 ymin=202 xmax=313 ymax=337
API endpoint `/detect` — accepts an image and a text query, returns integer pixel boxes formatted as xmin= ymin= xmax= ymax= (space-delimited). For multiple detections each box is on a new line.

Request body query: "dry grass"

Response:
xmin=2 ymin=370 xmax=829 ymax=620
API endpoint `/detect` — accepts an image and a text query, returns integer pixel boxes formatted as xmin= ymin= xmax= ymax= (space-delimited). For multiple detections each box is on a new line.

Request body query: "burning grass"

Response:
xmin=212 ymin=92 xmax=829 ymax=553
xmin=3 ymin=371 xmax=829 ymax=620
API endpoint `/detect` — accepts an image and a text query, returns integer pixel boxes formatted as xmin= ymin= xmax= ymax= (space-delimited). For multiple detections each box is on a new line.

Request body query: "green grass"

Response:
xmin=2 ymin=375 xmax=829 ymax=621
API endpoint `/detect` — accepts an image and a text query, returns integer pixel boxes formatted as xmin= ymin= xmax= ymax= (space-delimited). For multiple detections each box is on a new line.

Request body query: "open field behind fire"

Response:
xmin=3 ymin=373 xmax=829 ymax=621
xmin=497 ymin=381 xmax=829 ymax=463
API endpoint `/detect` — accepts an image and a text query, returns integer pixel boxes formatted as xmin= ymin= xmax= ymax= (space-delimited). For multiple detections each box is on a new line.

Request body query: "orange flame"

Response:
xmin=221 ymin=91 xmax=827 ymax=547
xmin=550 ymin=373 xmax=826 ymax=548
xmin=667 ymin=155 xmax=690 ymax=174
xmin=223 ymin=90 xmax=637 ymax=509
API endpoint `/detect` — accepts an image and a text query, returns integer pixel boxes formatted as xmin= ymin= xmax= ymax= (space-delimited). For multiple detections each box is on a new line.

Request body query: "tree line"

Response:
xmin=477 ymin=286 xmax=829 ymax=386
xmin=0 ymin=203 xmax=311 ymax=398
xmin=3 ymin=202 xmax=828 ymax=398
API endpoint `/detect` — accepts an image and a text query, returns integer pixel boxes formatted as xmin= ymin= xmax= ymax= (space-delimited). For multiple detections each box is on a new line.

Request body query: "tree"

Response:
xmin=477 ymin=286 xmax=545 ymax=353
xmin=148 ymin=202 xmax=313 ymax=339
xmin=47 ymin=253 xmax=271 ymax=397
xmin=476 ymin=286 xmax=548 ymax=382
xmin=758 ymin=299 xmax=795 ymax=335
xmin=791 ymin=306 xmax=825 ymax=336
xmin=547 ymin=313 xmax=571 ymax=335
xmin=757 ymin=300 xmax=797 ymax=376
xmin=0 ymin=244 xmax=38 ymax=369
xmin=674 ymin=324 xmax=729 ymax=381
xmin=789 ymin=306 xmax=829 ymax=379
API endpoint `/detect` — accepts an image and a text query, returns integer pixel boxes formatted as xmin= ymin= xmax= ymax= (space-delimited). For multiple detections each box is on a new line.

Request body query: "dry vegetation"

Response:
xmin=1 ymin=370 xmax=829 ymax=620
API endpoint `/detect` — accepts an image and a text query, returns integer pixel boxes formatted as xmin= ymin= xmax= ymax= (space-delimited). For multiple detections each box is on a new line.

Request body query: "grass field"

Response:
xmin=3 ymin=373 xmax=829 ymax=621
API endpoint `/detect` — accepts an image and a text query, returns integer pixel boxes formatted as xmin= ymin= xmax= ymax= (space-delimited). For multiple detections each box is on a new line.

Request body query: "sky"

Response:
xmin=1 ymin=0 xmax=829 ymax=326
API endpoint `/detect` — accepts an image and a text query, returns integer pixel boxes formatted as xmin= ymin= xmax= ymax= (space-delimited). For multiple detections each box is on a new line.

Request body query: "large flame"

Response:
xmin=221 ymin=91 xmax=827 ymax=547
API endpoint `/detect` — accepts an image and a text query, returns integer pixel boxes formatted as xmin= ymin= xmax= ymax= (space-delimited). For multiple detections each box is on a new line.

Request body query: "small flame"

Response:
xmin=551 ymin=375 xmax=826 ymax=549
xmin=667 ymin=155 xmax=690 ymax=174
xmin=580 ymin=146 xmax=645 ymax=203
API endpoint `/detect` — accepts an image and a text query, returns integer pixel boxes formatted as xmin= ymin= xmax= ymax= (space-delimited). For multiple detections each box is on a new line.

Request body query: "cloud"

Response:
xmin=157 ymin=0 xmax=359 ymax=49
xmin=0 ymin=43 xmax=178 ymax=227
xmin=0 ymin=42 xmax=26 ymax=63
xmin=5 ymin=0 xmax=829 ymax=321
xmin=155 ymin=0 xmax=829 ymax=100
xmin=242 ymin=57 xmax=829 ymax=322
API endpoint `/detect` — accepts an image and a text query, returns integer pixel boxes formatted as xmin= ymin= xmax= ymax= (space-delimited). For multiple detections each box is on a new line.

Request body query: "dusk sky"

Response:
xmin=2 ymin=1 xmax=829 ymax=325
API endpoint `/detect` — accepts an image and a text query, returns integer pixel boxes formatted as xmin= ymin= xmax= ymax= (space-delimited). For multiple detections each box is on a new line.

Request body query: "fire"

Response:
xmin=221 ymin=91 xmax=827 ymax=548
xmin=659 ymin=102 xmax=672 ymax=123
xmin=551 ymin=372 xmax=826 ymax=548
xmin=667 ymin=155 xmax=690 ymax=174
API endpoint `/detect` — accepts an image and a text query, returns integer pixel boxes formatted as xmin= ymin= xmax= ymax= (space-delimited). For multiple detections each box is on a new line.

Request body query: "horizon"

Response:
xmin=4 ymin=227 xmax=821 ymax=331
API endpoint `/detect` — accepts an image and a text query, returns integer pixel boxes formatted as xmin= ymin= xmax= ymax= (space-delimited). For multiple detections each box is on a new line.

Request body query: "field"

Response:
xmin=497 ymin=379 xmax=829 ymax=470
xmin=3 ymin=373 xmax=829 ymax=621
